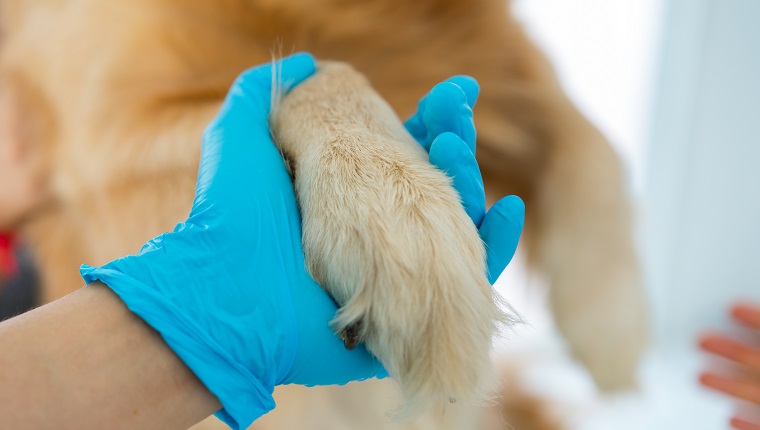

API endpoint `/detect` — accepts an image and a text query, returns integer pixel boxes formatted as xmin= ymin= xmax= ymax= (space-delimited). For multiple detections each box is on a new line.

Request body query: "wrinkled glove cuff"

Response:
xmin=80 ymin=264 xmax=274 ymax=430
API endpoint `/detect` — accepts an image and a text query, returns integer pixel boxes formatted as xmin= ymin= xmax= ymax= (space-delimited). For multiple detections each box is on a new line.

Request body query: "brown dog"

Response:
xmin=0 ymin=0 xmax=647 ymax=427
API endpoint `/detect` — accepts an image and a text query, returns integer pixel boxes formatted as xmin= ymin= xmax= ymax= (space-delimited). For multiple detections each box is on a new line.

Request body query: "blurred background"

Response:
xmin=1 ymin=0 xmax=757 ymax=428
xmin=494 ymin=0 xmax=760 ymax=428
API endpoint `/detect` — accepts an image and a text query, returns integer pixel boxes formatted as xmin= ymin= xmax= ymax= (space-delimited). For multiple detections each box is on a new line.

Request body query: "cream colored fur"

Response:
xmin=271 ymin=62 xmax=517 ymax=414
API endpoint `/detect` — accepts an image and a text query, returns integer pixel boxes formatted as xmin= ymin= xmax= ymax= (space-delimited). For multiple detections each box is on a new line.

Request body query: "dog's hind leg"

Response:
xmin=532 ymin=96 xmax=649 ymax=390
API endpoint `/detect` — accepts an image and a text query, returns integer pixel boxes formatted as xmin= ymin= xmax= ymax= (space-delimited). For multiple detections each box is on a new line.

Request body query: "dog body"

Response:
xmin=0 ymin=0 xmax=646 ymax=427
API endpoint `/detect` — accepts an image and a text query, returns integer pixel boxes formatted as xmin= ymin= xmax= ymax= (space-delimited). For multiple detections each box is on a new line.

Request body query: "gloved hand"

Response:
xmin=405 ymin=76 xmax=524 ymax=283
xmin=80 ymin=53 xmax=524 ymax=430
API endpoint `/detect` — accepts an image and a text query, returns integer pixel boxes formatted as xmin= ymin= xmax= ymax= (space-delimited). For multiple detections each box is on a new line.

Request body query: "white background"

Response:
xmin=494 ymin=0 xmax=760 ymax=428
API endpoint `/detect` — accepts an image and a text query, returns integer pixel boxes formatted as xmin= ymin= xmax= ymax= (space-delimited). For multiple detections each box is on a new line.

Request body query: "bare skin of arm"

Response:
xmin=0 ymin=282 xmax=221 ymax=430
xmin=700 ymin=303 xmax=760 ymax=430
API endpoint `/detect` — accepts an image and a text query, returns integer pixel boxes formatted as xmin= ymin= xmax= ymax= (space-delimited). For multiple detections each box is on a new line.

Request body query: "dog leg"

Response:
xmin=534 ymin=98 xmax=649 ymax=390
xmin=272 ymin=61 xmax=517 ymax=414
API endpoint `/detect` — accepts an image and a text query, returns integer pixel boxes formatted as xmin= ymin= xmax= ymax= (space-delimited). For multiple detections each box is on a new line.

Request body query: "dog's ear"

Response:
xmin=0 ymin=73 xmax=53 ymax=230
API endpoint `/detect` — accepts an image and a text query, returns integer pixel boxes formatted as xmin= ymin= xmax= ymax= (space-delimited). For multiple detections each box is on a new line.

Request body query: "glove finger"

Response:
xmin=234 ymin=52 xmax=317 ymax=114
xmin=429 ymin=132 xmax=486 ymax=228
xmin=479 ymin=195 xmax=525 ymax=284
xmin=445 ymin=75 xmax=480 ymax=108
xmin=405 ymin=76 xmax=480 ymax=152
xmin=205 ymin=52 xmax=317 ymax=145
xmin=422 ymin=82 xmax=476 ymax=154
xmin=194 ymin=53 xmax=316 ymax=204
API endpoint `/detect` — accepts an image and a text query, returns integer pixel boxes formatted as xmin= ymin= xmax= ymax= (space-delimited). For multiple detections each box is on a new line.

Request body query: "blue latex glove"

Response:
xmin=406 ymin=76 xmax=525 ymax=283
xmin=80 ymin=53 xmax=524 ymax=429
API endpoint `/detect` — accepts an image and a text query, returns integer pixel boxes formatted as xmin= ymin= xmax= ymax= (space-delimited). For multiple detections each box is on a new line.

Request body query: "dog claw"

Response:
xmin=339 ymin=320 xmax=363 ymax=350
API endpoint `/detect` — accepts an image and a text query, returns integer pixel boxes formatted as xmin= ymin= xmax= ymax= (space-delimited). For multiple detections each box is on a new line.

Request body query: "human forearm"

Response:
xmin=0 ymin=282 xmax=220 ymax=429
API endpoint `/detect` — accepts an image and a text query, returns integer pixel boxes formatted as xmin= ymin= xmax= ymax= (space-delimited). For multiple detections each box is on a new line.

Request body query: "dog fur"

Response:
xmin=0 ymin=0 xmax=648 ymax=427
xmin=272 ymin=61 xmax=517 ymax=414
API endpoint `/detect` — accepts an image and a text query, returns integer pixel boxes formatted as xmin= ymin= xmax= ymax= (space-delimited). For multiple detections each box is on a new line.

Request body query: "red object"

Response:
xmin=0 ymin=233 xmax=17 ymax=276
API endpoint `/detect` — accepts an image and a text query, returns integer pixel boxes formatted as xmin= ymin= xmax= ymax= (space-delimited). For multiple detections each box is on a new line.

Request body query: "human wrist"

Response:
xmin=80 ymin=228 xmax=282 ymax=429
xmin=0 ymin=282 xmax=221 ymax=429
